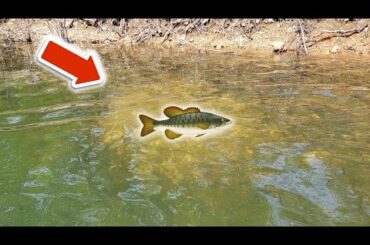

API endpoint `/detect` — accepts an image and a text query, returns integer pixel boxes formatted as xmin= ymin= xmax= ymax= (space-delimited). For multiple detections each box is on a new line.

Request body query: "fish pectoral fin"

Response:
xmin=165 ymin=129 xmax=182 ymax=140
xmin=184 ymin=107 xmax=201 ymax=113
xmin=196 ymin=123 xmax=210 ymax=130
xmin=164 ymin=106 xmax=184 ymax=118
xmin=195 ymin=133 xmax=206 ymax=137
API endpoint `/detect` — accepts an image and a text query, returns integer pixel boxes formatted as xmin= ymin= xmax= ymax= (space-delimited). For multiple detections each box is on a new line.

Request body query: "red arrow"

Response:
xmin=37 ymin=36 xmax=105 ymax=89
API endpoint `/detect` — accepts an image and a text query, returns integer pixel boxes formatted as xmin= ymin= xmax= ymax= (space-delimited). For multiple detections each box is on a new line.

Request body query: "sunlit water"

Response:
xmin=0 ymin=46 xmax=369 ymax=225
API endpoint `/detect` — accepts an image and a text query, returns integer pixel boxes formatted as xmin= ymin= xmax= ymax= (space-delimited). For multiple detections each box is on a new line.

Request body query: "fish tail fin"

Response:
xmin=139 ymin=114 xmax=156 ymax=137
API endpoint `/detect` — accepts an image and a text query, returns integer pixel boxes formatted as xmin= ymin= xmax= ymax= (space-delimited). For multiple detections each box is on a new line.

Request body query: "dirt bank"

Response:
xmin=0 ymin=19 xmax=369 ymax=56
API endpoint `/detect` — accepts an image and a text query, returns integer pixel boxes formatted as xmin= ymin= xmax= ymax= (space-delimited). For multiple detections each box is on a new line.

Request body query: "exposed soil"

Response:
xmin=0 ymin=19 xmax=369 ymax=56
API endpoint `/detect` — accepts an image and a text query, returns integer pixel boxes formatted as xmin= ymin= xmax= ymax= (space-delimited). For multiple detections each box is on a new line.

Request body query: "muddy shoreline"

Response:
xmin=0 ymin=19 xmax=369 ymax=56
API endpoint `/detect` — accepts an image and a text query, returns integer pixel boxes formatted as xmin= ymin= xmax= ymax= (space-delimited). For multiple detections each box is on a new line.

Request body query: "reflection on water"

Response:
xmin=0 ymin=47 xmax=369 ymax=225
xmin=253 ymin=143 xmax=340 ymax=225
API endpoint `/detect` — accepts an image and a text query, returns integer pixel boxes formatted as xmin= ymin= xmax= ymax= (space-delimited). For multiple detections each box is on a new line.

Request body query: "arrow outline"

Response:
xmin=36 ymin=35 xmax=106 ymax=90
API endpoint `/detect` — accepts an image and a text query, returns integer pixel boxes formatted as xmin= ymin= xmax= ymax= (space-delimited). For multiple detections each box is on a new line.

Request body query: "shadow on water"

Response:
xmin=0 ymin=47 xmax=369 ymax=225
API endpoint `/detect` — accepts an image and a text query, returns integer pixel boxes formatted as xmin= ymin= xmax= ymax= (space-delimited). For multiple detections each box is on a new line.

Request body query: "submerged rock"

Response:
xmin=272 ymin=41 xmax=286 ymax=53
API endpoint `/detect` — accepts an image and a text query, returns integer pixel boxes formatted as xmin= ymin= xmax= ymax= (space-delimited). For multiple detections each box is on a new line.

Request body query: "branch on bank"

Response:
xmin=306 ymin=24 xmax=368 ymax=48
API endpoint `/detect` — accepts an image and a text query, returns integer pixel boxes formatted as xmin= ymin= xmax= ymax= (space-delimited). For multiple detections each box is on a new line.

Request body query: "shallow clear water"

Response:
xmin=0 ymin=46 xmax=369 ymax=225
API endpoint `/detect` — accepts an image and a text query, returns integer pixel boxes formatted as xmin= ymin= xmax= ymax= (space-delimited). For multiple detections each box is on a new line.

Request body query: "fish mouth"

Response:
xmin=224 ymin=118 xmax=232 ymax=125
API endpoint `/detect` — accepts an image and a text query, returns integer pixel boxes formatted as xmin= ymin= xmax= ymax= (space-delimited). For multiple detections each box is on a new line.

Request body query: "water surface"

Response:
xmin=0 ymin=47 xmax=369 ymax=225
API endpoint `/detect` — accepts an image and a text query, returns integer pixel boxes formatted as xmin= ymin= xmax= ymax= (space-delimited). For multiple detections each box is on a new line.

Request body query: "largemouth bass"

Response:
xmin=139 ymin=106 xmax=232 ymax=140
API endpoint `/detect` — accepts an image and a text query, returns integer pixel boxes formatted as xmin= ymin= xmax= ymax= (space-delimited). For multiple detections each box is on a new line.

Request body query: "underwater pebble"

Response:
xmin=80 ymin=208 xmax=110 ymax=224
xmin=78 ymin=94 xmax=94 ymax=99
xmin=42 ymin=109 xmax=72 ymax=120
xmin=312 ymin=89 xmax=336 ymax=97
xmin=23 ymin=180 xmax=46 ymax=188
xmin=6 ymin=116 xmax=24 ymax=124
xmin=167 ymin=189 xmax=182 ymax=200
xmin=220 ymin=177 xmax=231 ymax=186
xmin=63 ymin=173 xmax=88 ymax=185
xmin=91 ymin=127 xmax=104 ymax=137
xmin=60 ymin=192 xmax=83 ymax=200
xmin=28 ymin=166 xmax=51 ymax=176
xmin=118 ymin=191 xmax=142 ymax=202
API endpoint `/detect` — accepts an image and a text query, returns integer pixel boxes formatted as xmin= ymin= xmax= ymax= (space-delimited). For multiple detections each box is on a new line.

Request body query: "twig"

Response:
xmin=312 ymin=24 xmax=367 ymax=37
xmin=47 ymin=19 xmax=70 ymax=42
xmin=298 ymin=20 xmax=308 ymax=55
xmin=161 ymin=19 xmax=173 ymax=44
xmin=156 ymin=19 xmax=161 ymax=36
xmin=307 ymin=24 xmax=368 ymax=47
xmin=115 ymin=19 xmax=128 ymax=37
xmin=221 ymin=19 xmax=227 ymax=36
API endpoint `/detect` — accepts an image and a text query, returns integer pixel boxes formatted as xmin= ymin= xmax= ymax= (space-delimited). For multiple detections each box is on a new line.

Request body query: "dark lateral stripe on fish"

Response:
xmin=155 ymin=112 xmax=212 ymax=128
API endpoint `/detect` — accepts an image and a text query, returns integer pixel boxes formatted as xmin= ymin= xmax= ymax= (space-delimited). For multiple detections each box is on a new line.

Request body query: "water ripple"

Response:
xmin=118 ymin=191 xmax=165 ymax=225
xmin=63 ymin=173 xmax=88 ymax=186
xmin=21 ymin=193 xmax=54 ymax=211
xmin=80 ymin=208 xmax=111 ymax=225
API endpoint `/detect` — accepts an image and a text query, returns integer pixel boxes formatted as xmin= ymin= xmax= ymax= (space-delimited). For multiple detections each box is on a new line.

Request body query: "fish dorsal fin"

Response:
xmin=184 ymin=107 xmax=201 ymax=113
xmin=196 ymin=123 xmax=210 ymax=130
xmin=164 ymin=106 xmax=201 ymax=118
xmin=165 ymin=129 xmax=182 ymax=140
xmin=164 ymin=106 xmax=184 ymax=117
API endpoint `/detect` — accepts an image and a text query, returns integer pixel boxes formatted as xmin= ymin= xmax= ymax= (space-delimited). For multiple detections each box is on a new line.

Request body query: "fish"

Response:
xmin=139 ymin=106 xmax=232 ymax=140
